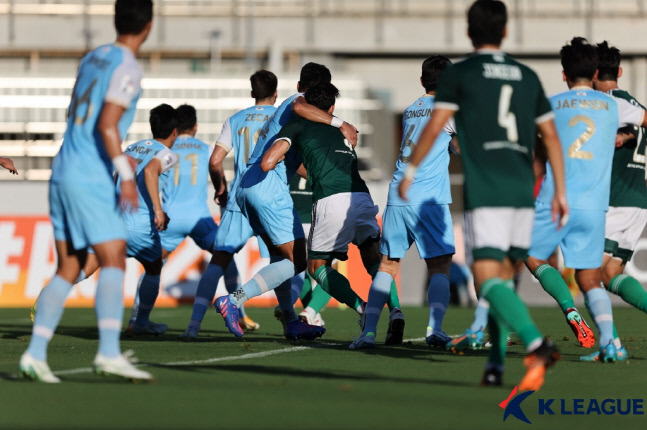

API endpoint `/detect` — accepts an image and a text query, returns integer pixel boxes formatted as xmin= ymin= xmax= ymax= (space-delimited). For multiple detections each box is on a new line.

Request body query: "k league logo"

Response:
xmin=499 ymin=386 xmax=534 ymax=424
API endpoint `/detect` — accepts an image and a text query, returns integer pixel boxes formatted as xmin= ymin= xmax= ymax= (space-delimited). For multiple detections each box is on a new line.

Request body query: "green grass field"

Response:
xmin=1 ymin=305 xmax=646 ymax=430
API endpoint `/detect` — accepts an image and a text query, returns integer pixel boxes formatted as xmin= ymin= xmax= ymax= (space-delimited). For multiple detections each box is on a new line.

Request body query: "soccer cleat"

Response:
xmin=518 ymin=339 xmax=561 ymax=392
xmin=446 ymin=328 xmax=485 ymax=352
xmin=214 ymin=296 xmax=244 ymax=337
xmin=93 ymin=352 xmax=153 ymax=382
xmin=598 ymin=341 xmax=617 ymax=363
xmin=314 ymin=313 xmax=325 ymax=327
xmin=579 ymin=345 xmax=628 ymax=362
xmin=284 ymin=319 xmax=326 ymax=340
xmin=131 ymin=320 xmax=168 ymax=336
xmin=384 ymin=307 xmax=405 ymax=345
xmin=349 ymin=332 xmax=376 ymax=350
xmin=274 ymin=306 xmax=287 ymax=332
xmin=177 ymin=326 xmax=199 ymax=341
xmin=426 ymin=330 xmax=452 ymax=347
xmin=480 ymin=367 xmax=503 ymax=386
xmin=483 ymin=335 xmax=513 ymax=348
xmin=565 ymin=307 xmax=595 ymax=348
xmin=239 ymin=315 xmax=260 ymax=331
xmin=19 ymin=352 xmax=60 ymax=383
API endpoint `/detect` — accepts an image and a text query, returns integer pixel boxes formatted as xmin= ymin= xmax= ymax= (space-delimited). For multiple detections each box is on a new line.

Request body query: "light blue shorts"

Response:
xmin=161 ymin=215 xmax=217 ymax=252
xmin=126 ymin=226 xmax=162 ymax=263
xmin=49 ymin=179 xmax=127 ymax=250
xmin=529 ymin=203 xmax=605 ymax=269
xmin=380 ymin=204 xmax=455 ymax=259
xmin=236 ymin=165 xmax=304 ymax=246
xmin=213 ymin=208 xmax=269 ymax=257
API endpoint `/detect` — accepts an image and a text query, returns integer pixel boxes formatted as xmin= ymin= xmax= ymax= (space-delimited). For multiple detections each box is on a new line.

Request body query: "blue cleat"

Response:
xmin=349 ymin=332 xmax=376 ymax=350
xmin=446 ymin=328 xmax=485 ymax=352
xmin=426 ymin=330 xmax=452 ymax=347
xmin=580 ymin=345 xmax=627 ymax=362
xmin=285 ymin=319 xmax=326 ymax=340
xmin=214 ymin=296 xmax=244 ymax=337
xmin=599 ymin=341 xmax=617 ymax=363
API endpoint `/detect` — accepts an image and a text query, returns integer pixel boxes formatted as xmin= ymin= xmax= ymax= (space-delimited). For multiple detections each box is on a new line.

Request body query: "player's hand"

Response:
xmin=0 ymin=157 xmax=18 ymax=175
xmin=398 ymin=178 xmax=412 ymax=201
xmin=215 ymin=190 xmax=228 ymax=207
xmin=119 ymin=180 xmax=138 ymax=213
xmin=340 ymin=122 xmax=359 ymax=148
xmin=153 ymin=208 xmax=168 ymax=231
xmin=552 ymin=194 xmax=569 ymax=229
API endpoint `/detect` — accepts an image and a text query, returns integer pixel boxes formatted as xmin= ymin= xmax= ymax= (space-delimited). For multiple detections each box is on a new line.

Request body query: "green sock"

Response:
xmin=481 ymin=278 xmax=542 ymax=349
xmin=307 ymin=281 xmax=332 ymax=314
xmin=300 ymin=273 xmax=313 ymax=308
xmin=313 ymin=266 xmax=363 ymax=311
xmin=608 ymin=274 xmax=647 ymax=313
xmin=534 ymin=264 xmax=575 ymax=312
xmin=487 ymin=312 xmax=509 ymax=367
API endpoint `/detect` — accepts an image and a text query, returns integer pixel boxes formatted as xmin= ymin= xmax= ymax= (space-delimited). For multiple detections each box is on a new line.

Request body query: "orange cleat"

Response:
xmin=565 ymin=307 xmax=595 ymax=348
xmin=519 ymin=339 xmax=561 ymax=392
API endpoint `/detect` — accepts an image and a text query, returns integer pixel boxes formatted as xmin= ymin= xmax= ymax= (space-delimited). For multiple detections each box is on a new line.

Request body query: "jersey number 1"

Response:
xmin=173 ymin=153 xmax=199 ymax=186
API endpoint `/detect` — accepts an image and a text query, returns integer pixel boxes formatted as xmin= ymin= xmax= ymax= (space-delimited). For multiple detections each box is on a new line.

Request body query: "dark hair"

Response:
xmin=560 ymin=37 xmax=599 ymax=82
xmin=115 ymin=0 xmax=153 ymax=35
xmin=304 ymin=82 xmax=339 ymax=112
xmin=298 ymin=62 xmax=332 ymax=92
xmin=596 ymin=41 xmax=621 ymax=81
xmin=149 ymin=104 xmax=178 ymax=139
xmin=421 ymin=55 xmax=452 ymax=92
xmin=467 ymin=0 xmax=507 ymax=48
xmin=176 ymin=104 xmax=197 ymax=134
xmin=250 ymin=70 xmax=278 ymax=100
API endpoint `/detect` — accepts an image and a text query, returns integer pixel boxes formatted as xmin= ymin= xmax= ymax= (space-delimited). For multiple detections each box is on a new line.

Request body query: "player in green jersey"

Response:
xmin=399 ymin=0 xmax=568 ymax=391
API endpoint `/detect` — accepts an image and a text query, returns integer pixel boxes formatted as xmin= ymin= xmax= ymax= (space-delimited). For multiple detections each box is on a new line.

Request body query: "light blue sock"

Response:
xmin=427 ymin=273 xmax=450 ymax=335
xmin=470 ymin=297 xmax=490 ymax=332
xmin=275 ymin=279 xmax=299 ymax=322
xmin=95 ymin=267 xmax=124 ymax=358
xmin=28 ymin=275 xmax=73 ymax=361
xmin=290 ymin=271 xmax=306 ymax=306
xmin=134 ymin=274 xmax=160 ymax=325
xmin=129 ymin=273 xmax=145 ymax=324
xmin=363 ymin=271 xmax=393 ymax=337
xmin=232 ymin=258 xmax=297 ymax=306
xmin=585 ymin=287 xmax=615 ymax=347
xmin=223 ymin=260 xmax=247 ymax=318
xmin=188 ymin=263 xmax=225 ymax=330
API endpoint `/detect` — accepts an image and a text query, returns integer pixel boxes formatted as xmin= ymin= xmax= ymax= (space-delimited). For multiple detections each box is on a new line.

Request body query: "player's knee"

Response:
xmin=357 ymin=235 xmax=380 ymax=251
xmin=425 ymin=254 xmax=452 ymax=276
xmin=143 ymin=258 xmax=163 ymax=276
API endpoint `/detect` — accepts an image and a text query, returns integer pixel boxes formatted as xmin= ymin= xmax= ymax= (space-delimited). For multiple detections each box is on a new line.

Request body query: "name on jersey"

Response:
xmin=173 ymin=142 xmax=203 ymax=150
xmin=87 ymin=55 xmax=111 ymax=70
xmin=126 ymin=146 xmax=152 ymax=155
xmin=404 ymin=108 xmax=433 ymax=120
xmin=555 ymin=99 xmax=609 ymax=110
xmin=482 ymin=63 xmax=522 ymax=81
xmin=245 ymin=113 xmax=270 ymax=122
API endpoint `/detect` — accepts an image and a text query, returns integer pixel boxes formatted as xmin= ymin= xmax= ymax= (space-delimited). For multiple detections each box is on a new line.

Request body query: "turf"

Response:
xmin=1 ymin=306 xmax=646 ymax=430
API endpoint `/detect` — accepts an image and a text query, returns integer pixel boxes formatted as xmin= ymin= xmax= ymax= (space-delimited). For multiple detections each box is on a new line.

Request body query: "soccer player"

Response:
xmin=0 ymin=157 xmax=18 ymax=174
xmin=526 ymin=37 xmax=647 ymax=362
xmin=399 ymin=0 xmax=568 ymax=391
xmin=214 ymin=63 xmax=358 ymax=340
xmin=20 ymin=0 xmax=154 ymax=383
xmin=350 ymin=55 xmax=457 ymax=349
xmin=179 ymin=70 xmax=278 ymax=340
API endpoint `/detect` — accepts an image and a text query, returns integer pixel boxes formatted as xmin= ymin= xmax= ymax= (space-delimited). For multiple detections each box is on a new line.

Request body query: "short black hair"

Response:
xmin=560 ymin=37 xmax=599 ymax=82
xmin=467 ymin=0 xmax=507 ymax=48
xmin=250 ymin=70 xmax=278 ymax=100
xmin=596 ymin=41 xmax=621 ymax=81
xmin=304 ymin=82 xmax=339 ymax=112
xmin=176 ymin=104 xmax=197 ymax=134
xmin=298 ymin=63 xmax=332 ymax=92
xmin=421 ymin=55 xmax=452 ymax=92
xmin=149 ymin=103 xmax=178 ymax=140
xmin=115 ymin=0 xmax=153 ymax=36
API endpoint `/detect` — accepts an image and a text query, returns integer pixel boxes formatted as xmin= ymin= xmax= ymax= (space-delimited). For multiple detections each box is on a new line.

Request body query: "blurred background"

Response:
xmin=1 ymin=0 xmax=647 ymax=308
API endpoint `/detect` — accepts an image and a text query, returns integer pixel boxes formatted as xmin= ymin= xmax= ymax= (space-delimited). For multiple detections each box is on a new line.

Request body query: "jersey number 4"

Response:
xmin=68 ymin=78 xmax=97 ymax=126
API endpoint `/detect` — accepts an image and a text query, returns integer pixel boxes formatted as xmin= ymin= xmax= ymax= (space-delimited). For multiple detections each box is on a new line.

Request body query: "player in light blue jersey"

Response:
xmin=179 ymin=71 xmax=277 ymax=340
xmin=20 ymin=0 xmax=154 ymax=384
xmin=526 ymin=37 xmax=647 ymax=362
xmin=351 ymin=56 xmax=457 ymax=349
xmin=214 ymin=62 xmax=359 ymax=340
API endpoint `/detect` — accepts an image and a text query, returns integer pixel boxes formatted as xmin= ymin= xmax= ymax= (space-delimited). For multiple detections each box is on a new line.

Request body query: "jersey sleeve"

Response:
xmin=443 ymin=117 xmax=457 ymax=136
xmin=433 ymin=66 xmax=461 ymax=111
xmin=154 ymin=148 xmax=179 ymax=174
xmin=616 ymin=98 xmax=646 ymax=126
xmin=105 ymin=60 xmax=142 ymax=109
xmin=215 ymin=117 xmax=233 ymax=152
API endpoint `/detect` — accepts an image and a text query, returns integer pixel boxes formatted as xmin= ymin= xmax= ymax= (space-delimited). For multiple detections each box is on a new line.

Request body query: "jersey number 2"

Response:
xmin=567 ymin=115 xmax=595 ymax=160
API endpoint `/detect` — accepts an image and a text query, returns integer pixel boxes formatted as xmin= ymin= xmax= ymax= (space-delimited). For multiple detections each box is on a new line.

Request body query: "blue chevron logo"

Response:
xmin=499 ymin=385 xmax=535 ymax=424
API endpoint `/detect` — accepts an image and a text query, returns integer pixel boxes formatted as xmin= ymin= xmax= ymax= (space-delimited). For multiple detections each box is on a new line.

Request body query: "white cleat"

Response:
xmin=93 ymin=352 xmax=153 ymax=382
xmin=19 ymin=352 xmax=61 ymax=383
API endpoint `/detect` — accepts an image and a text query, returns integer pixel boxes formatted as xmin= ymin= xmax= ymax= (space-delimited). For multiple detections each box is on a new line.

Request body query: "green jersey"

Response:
xmin=434 ymin=51 xmax=553 ymax=209
xmin=608 ymin=89 xmax=647 ymax=209
xmin=277 ymin=117 xmax=369 ymax=202
xmin=289 ymin=174 xmax=313 ymax=224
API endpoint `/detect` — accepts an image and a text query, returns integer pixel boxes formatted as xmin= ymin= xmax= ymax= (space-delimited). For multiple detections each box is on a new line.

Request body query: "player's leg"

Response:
xmin=131 ymin=257 xmax=166 ymax=334
xmin=424 ymin=254 xmax=453 ymax=346
xmin=576 ymin=268 xmax=617 ymax=362
xmin=299 ymin=272 xmax=331 ymax=325
xmin=361 ymin=241 xmax=401 ymax=313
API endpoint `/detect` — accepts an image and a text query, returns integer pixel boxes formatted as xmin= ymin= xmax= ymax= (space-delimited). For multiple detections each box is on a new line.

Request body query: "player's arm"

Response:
xmin=261 ymin=139 xmax=291 ymax=172
xmin=397 ymin=107 xmax=455 ymax=200
xmin=292 ymin=96 xmax=358 ymax=147
xmin=537 ymin=119 xmax=569 ymax=227
xmin=533 ymin=135 xmax=547 ymax=182
xmin=144 ymin=149 xmax=178 ymax=231
xmin=209 ymin=146 xmax=229 ymax=206
xmin=0 ymin=157 xmax=18 ymax=175
xmin=296 ymin=163 xmax=308 ymax=179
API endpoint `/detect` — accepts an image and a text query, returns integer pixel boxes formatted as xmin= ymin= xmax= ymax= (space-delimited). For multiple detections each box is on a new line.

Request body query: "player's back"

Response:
xmin=388 ymin=95 xmax=452 ymax=206
xmin=52 ymin=43 xmax=142 ymax=183
xmin=539 ymin=88 xmax=619 ymax=211
xmin=162 ymin=136 xmax=211 ymax=219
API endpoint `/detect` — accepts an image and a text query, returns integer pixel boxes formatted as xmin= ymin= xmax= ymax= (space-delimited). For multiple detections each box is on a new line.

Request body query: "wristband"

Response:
xmin=403 ymin=165 xmax=418 ymax=180
xmin=113 ymin=154 xmax=134 ymax=182
xmin=330 ymin=116 xmax=344 ymax=128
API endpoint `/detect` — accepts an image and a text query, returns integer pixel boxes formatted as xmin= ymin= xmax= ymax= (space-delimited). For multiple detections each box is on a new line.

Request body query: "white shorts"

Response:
xmin=463 ymin=207 xmax=534 ymax=264
xmin=604 ymin=206 xmax=647 ymax=261
xmin=308 ymin=192 xmax=380 ymax=261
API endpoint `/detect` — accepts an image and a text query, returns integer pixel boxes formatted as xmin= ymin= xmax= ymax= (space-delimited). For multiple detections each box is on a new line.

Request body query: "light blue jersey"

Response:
xmin=387 ymin=95 xmax=453 ymax=206
xmin=217 ymin=105 xmax=277 ymax=212
xmin=537 ymin=87 xmax=644 ymax=211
